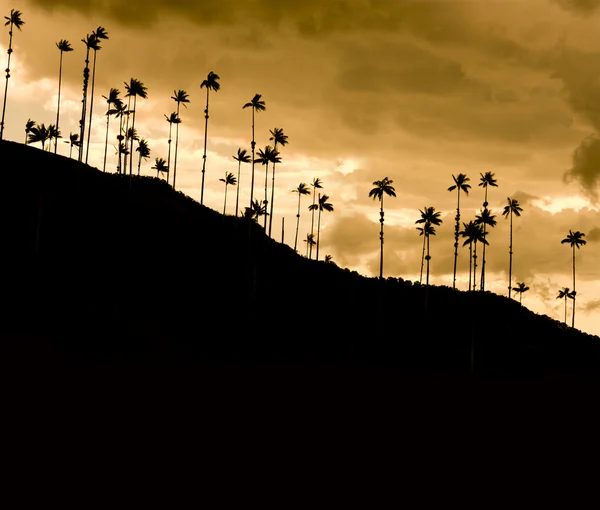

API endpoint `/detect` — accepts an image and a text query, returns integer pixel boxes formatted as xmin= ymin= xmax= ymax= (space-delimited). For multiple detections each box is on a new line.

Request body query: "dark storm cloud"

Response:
xmin=564 ymin=135 xmax=600 ymax=200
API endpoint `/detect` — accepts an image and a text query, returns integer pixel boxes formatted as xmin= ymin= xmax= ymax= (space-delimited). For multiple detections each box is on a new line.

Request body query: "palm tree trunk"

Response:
xmin=472 ymin=240 xmax=478 ymax=291
xmin=55 ymin=50 xmax=64 ymax=154
xmin=268 ymin=160 xmax=277 ymax=237
xmin=166 ymin=122 xmax=173 ymax=185
xmin=480 ymin=236 xmax=487 ymax=291
xmin=294 ymin=193 xmax=302 ymax=252
xmin=173 ymin=102 xmax=181 ymax=191
xmin=103 ymin=112 xmax=110 ymax=172
xmin=0 ymin=25 xmax=14 ymax=141
xmin=379 ymin=198 xmax=384 ymax=279
xmin=200 ymin=88 xmax=210 ymax=206
xmin=281 ymin=217 xmax=284 ymax=244
xmin=129 ymin=96 xmax=137 ymax=176
xmin=426 ymin=233 xmax=431 ymax=286
xmin=452 ymin=190 xmax=461 ymax=290
xmin=468 ymin=242 xmax=473 ymax=291
xmin=309 ymin=190 xmax=317 ymax=260
xmin=69 ymin=143 xmax=73 ymax=159
xmin=316 ymin=195 xmax=322 ymax=262
xmin=137 ymin=152 xmax=142 ymax=176
xmin=85 ymin=49 xmax=98 ymax=164
xmin=235 ymin=161 xmax=242 ymax=217
xmin=78 ymin=46 xmax=91 ymax=162
xmin=249 ymin=107 xmax=255 ymax=208
xmin=263 ymin=161 xmax=269 ymax=229
xmin=564 ymin=296 xmax=567 ymax=324
xmin=419 ymin=234 xmax=426 ymax=284
xmin=572 ymin=245 xmax=576 ymax=328
xmin=223 ymin=184 xmax=228 ymax=215
xmin=508 ymin=211 xmax=513 ymax=299
xmin=123 ymin=96 xmax=131 ymax=173
xmin=117 ymin=113 xmax=124 ymax=174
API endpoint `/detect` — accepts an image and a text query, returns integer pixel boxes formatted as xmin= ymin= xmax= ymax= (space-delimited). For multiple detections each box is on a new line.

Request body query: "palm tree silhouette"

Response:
xmin=113 ymin=101 xmax=128 ymax=174
xmin=171 ymin=89 xmax=190 ymax=191
xmin=152 ymin=157 xmax=168 ymax=179
xmin=219 ymin=171 xmax=237 ymax=215
xmin=200 ymin=71 xmax=220 ymax=205
xmin=461 ymin=220 xmax=488 ymax=291
xmin=233 ymin=148 xmax=251 ymax=217
xmin=308 ymin=193 xmax=334 ymax=262
xmin=512 ymin=282 xmax=529 ymax=305
xmin=415 ymin=206 xmax=442 ymax=284
xmin=292 ymin=183 xmax=311 ymax=252
xmin=268 ymin=127 xmax=289 ymax=237
xmin=369 ymin=177 xmax=397 ymax=279
xmin=255 ymin=145 xmax=281 ymax=229
xmin=85 ymin=26 xmax=109 ymax=164
xmin=101 ymin=88 xmax=122 ymax=173
xmin=164 ymin=112 xmax=180 ymax=184
xmin=136 ymin=138 xmax=150 ymax=176
xmin=242 ymin=93 xmax=266 ymax=208
xmin=0 ymin=9 xmax=24 ymax=142
xmin=304 ymin=233 xmax=316 ymax=258
xmin=308 ymin=177 xmax=323 ymax=260
xmin=27 ymin=123 xmax=50 ymax=150
xmin=250 ymin=198 xmax=268 ymax=222
xmin=502 ymin=197 xmax=523 ymax=299
xmin=24 ymin=118 xmax=35 ymax=144
xmin=561 ymin=230 xmax=587 ymax=328
xmin=557 ymin=287 xmax=576 ymax=325
xmin=54 ymin=39 xmax=73 ymax=154
xmin=448 ymin=173 xmax=471 ymax=290
xmin=64 ymin=132 xmax=80 ymax=158
xmin=475 ymin=207 xmax=497 ymax=291
xmin=478 ymin=172 xmax=498 ymax=290
xmin=48 ymin=125 xmax=61 ymax=150
xmin=325 ymin=254 xmax=333 ymax=263
xmin=78 ymin=33 xmax=99 ymax=162
xmin=124 ymin=78 xmax=148 ymax=176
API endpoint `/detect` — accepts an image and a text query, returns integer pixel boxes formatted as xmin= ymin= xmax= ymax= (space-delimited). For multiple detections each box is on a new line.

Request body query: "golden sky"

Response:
xmin=2 ymin=0 xmax=599 ymax=336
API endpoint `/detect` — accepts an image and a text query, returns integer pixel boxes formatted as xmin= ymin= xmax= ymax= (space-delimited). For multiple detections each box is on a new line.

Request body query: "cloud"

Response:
xmin=588 ymin=227 xmax=600 ymax=241
xmin=583 ymin=298 xmax=600 ymax=312
xmin=564 ymin=135 xmax=600 ymax=200
xmin=552 ymin=0 xmax=600 ymax=16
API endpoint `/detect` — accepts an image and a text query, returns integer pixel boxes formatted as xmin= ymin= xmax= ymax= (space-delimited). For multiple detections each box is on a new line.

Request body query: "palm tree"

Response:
xmin=242 ymin=93 xmax=266 ymax=208
xmin=64 ymin=132 xmax=80 ymax=158
xmin=101 ymin=88 xmax=122 ymax=172
xmin=292 ymin=183 xmax=311 ymax=252
xmin=152 ymin=157 xmax=168 ymax=179
xmin=219 ymin=172 xmax=237 ymax=215
xmin=502 ymin=197 xmax=523 ymax=299
xmin=557 ymin=287 xmax=576 ymax=325
xmin=199 ymin=71 xmax=220 ymax=205
xmin=460 ymin=220 xmax=488 ymax=291
xmin=474 ymin=207 xmax=497 ymax=291
xmin=233 ymin=148 xmax=251 ymax=217
xmin=448 ymin=173 xmax=471 ymax=290
xmin=47 ymin=125 xmax=61 ymax=151
xmin=415 ymin=206 xmax=443 ymax=284
xmin=124 ymin=78 xmax=148 ymax=176
xmin=85 ymin=26 xmax=109 ymax=164
xmin=308 ymin=177 xmax=323 ymax=260
xmin=115 ymin=141 xmax=129 ymax=164
xmin=255 ymin=145 xmax=281 ymax=229
xmin=268 ymin=127 xmax=289 ymax=237
xmin=324 ymin=254 xmax=333 ymax=264
xmin=24 ymin=118 xmax=35 ymax=144
xmin=512 ymin=282 xmax=530 ymax=305
xmin=478 ymin=172 xmax=498 ymax=290
xmin=561 ymin=230 xmax=587 ymax=328
xmin=171 ymin=89 xmax=190 ymax=191
xmin=113 ymin=101 xmax=128 ymax=174
xmin=369 ymin=177 xmax=397 ymax=279
xmin=249 ymin=198 xmax=268 ymax=223
xmin=0 ymin=9 xmax=25 ymax=141
xmin=304 ymin=233 xmax=316 ymax=258
xmin=136 ymin=138 xmax=150 ymax=176
xmin=78 ymin=33 xmax=99 ymax=162
xmin=54 ymin=39 xmax=73 ymax=154
xmin=164 ymin=112 xmax=180 ymax=184
xmin=27 ymin=123 xmax=50 ymax=150
xmin=308 ymin=194 xmax=334 ymax=262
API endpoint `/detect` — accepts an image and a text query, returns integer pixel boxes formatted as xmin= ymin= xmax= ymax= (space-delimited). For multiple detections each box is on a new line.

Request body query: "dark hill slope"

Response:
xmin=0 ymin=140 xmax=598 ymax=376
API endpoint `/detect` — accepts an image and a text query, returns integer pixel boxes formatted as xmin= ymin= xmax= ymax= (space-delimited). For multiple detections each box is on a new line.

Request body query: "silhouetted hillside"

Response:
xmin=1 ymin=140 xmax=599 ymax=376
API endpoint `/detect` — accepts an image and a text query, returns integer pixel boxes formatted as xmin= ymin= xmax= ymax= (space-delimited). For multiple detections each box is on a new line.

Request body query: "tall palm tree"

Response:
xmin=78 ymin=33 xmax=99 ymax=162
xmin=255 ymin=145 xmax=281 ymax=229
xmin=24 ymin=118 xmax=35 ymax=144
xmin=502 ymin=197 xmax=523 ymax=299
xmin=369 ymin=177 xmax=397 ymax=279
xmin=199 ymin=71 xmax=220 ymax=205
xmin=152 ymin=157 xmax=168 ymax=179
xmin=561 ymin=230 xmax=587 ymax=328
xmin=478 ymin=172 xmax=498 ymax=290
xmin=415 ymin=206 xmax=443 ymax=284
xmin=219 ymin=171 xmax=237 ymax=215
xmin=460 ymin=220 xmax=488 ymax=291
xmin=164 ymin=112 xmax=180 ymax=184
xmin=292 ymin=183 xmax=311 ymax=252
xmin=136 ymin=138 xmax=150 ymax=176
xmin=556 ymin=287 xmax=576 ymax=325
xmin=474 ymin=207 xmax=497 ymax=291
xmin=47 ymin=125 xmax=61 ymax=151
xmin=64 ymin=132 xmax=80 ymax=159
xmin=124 ymin=78 xmax=148 ymax=176
xmin=309 ymin=177 xmax=323 ymax=260
xmin=268 ymin=127 xmax=289 ymax=237
xmin=242 ymin=93 xmax=266 ymax=208
xmin=27 ymin=123 xmax=50 ymax=150
xmin=0 ymin=9 xmax=25 ymax=142
xmin=512 ymin=282 xmax=530 ymax=305
xmin=54 ymin=39 xmax=73 ymax=154
xmin=304 ymin=233 xmax=316 ymax=258
xmin=171 ymin=89 xmax=190 ymax=191
xmin=448 ymin=173 xmax=471 ymax=290
xmin=85 ymin=26 xmax=108 ymax=164
xmin=233 ymin=148 xmax=251 ymax=217
xmin=113 ymin=101 xmax=128 ymax=174
xmin=101 ymin=88 xmax=122 ymax=173
xmin=308 ymin=194 xmax=334 ymax=262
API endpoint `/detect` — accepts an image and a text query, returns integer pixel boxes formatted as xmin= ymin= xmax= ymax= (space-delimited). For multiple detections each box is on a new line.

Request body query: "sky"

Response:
xmin=1 ymin=0 xmax=599 ymax=337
